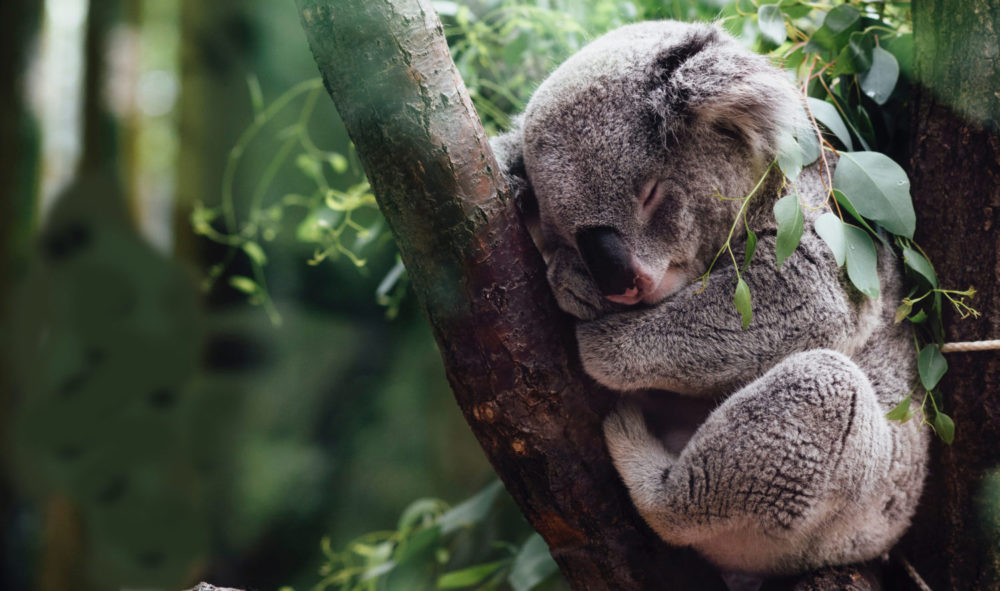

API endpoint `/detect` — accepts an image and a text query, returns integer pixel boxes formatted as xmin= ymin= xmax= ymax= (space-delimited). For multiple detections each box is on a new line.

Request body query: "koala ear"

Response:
xmin=490 ymin=116 xmax=542 ymax=245
xmin=647 ymin=25 xmax=807 ymax=159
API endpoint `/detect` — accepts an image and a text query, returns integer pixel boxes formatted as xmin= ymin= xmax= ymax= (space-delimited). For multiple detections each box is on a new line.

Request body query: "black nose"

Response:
xmin=576 ymin=226 xmax=636 ymax=296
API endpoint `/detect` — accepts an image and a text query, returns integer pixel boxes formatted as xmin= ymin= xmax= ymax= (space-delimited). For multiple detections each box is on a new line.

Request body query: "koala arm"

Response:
xmin=577 ymin=228 xmax=879 ymax=395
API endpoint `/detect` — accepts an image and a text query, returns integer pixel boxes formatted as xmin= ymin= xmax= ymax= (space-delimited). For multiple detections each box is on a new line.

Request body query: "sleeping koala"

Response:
xmin=491 ymin=21 xmax=928 ymax=576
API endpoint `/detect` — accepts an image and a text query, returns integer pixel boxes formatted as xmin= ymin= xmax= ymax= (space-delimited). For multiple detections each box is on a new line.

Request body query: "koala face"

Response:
xmin=516 ymin=21 xmax=803 ymax=314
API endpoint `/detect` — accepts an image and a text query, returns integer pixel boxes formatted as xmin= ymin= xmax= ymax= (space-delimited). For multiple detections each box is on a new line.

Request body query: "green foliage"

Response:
xmin=202 ymin=0 xmax=735 ymax=324
xmin=191 ymin=77 xmax=388 ymax=324
xmin=294 ymin=480 xmax=560 ymax=591
xmin=687 ymin=0 xmax=978 ymax=443
xmin=833 ymin=152 xmax=914 ymax=238
xmin=773 ymin=192 xmax=803 ymax=268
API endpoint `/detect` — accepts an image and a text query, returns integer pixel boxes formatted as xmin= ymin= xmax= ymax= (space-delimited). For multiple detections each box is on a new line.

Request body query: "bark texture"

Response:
xmin=902 ymin=1 xmax=1000 ymax=589
xmin=296 ymin=1 xmax=724 ymax=588
xmin=296 ymin=1 xmax=877 ymax=588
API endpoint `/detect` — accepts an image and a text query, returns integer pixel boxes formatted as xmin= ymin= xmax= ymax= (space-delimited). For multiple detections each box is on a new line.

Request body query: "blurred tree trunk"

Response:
xmin=0 ymin=5 xmax=43 ymax=591
xmin=74 ymin=0 xmax=131 ymax=225
xmin=0 ymin=0 xmax=42 ymax=295
xmin=79 ymin=0 xmax=123 ymax=183
xmin=33 ymin=2 xmax=128 ymax=590
xmin=296 ymin=1 xmax=877 ymax=589
xmin=174 ymin=0 xmax=254 ymax=262
xmin=902 ymin=1 xmax=1000 ymax=590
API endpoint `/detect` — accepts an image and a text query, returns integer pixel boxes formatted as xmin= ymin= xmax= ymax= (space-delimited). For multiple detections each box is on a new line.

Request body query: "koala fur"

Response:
xmin=491 ymin=21 xmax=928 ymax=576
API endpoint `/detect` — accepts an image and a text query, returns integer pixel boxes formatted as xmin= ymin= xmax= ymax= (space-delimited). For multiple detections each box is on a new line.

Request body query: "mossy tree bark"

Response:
xmin=902 ymin=1 xmax=1000 ymax=589
xmin=295 ymin=1 xmax=723 ymax=588
xmin=296 ymin=1 xmax=876 ymax=588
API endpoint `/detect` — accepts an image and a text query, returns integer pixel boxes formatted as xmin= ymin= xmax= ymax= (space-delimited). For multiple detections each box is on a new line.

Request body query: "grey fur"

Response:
xmin=491 ymin=21 xmax=928 ymax=575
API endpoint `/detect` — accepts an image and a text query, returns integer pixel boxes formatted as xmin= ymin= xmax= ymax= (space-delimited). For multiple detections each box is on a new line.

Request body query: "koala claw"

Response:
xmin=546 ymin=250 xmax=606 ymax=320
xmin=603 ymin=403 xmax=649 ymax=449
xmin=603 ymin=402 xmax=670 ymax=468
xmin=552 ymin=283 xmax=603 ymax=320
xmin=577 ymin=318 xmax=633 ymax=391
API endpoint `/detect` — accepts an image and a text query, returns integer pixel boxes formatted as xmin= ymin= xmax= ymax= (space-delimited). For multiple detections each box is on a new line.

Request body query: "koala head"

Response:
xmin=496 ymin=21 xmax=806 ymax=318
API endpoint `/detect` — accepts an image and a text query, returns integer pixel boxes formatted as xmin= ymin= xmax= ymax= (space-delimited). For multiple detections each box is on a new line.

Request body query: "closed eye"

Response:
xmin=640 ymin=178 xmax=666 ymax=218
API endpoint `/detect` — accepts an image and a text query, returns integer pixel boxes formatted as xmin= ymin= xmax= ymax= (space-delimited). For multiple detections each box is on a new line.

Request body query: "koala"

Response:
xmin=491 ymin=21 xmax=929 ymax=577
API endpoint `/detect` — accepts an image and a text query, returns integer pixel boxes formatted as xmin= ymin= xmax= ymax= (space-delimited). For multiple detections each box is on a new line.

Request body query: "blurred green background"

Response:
xmin=0 ymin=0 xmax=893 ymax=589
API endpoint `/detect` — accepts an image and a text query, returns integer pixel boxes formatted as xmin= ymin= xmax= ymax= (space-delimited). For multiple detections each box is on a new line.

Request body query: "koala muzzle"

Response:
xmin=576 ymin=227 xmax=648 ymax=303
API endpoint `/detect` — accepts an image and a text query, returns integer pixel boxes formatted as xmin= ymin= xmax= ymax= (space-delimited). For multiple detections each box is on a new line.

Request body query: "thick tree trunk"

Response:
xmin=902 ymin=1 xmax=1000 ymax=590
xmin=295 ymin=1 xmax=724 ymax=588
xmin=295 ymin=1 xmax=877 ymax=588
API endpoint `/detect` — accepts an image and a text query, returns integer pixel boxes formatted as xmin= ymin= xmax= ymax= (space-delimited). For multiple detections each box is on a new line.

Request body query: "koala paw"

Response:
xmin=546 ymin=248 xmax=606 ymax=320
xmin=577 ymin=317 xmax=632 ymax=390
xmin=603 ymin=402 xmax=672 ymax=476
xmin=603 ymin=403 xmax=653 ymax=453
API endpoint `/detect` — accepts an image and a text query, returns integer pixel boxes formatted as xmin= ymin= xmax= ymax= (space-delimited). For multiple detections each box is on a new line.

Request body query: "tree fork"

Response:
xmin=295 ymin=1 xmax=873 ymax=588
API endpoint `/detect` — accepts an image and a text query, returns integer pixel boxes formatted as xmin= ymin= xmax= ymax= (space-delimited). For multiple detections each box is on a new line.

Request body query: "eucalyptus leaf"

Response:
xmin=814 ymin=212 xmax=846 ymax=266
xmin=777 ymin=132 xmax=804 ymax=181
xmin=902 ymin=247 xmax=938 ymax=288
xmin=860 ymin=46 xmax=900 ymax=105
xmin=384 ymin=526 xmax=441 ymax=591
xmin=854 ymin=105 xmax=877 ymax=148
xmin=834 ymin=152 xmax=915 ymax=238
xmin=805 ymin=4 xmax=860 ymax=54
xmin=774 ymin=194 xmax=804 ymax=268
xmin=328 ymin=152 xmax=349 ymax=174
xmin=892 ymin=300 xmax=913 ymax=324
xmin=242 ymin=242 xmax=268 ymax=266
xmin=885 ymin=394 xmax=913 ymax=422
xmin=918 ymin=344 xmax=947 ymax=391
xmin=882 ymin=33 xmax=914 ymax=79
xmin=734 ymin=278 xmax=752 ymax=330
xmin=228 ymin=276 xmax=259 ymax=295
xmin=743 ymin=229 xmax=758 ymax=271
xmin=509 ymin=534 xmax=559 ymax=591
xmin=909 ymin=309 xmax=928 ymax=323
xmin=835 ymin=31 xmax=875 ymax=75
xmin=758 ymin=5 xmax=787 ymax=46
xmin=832 ymin=189 xmax=884 ymax=242
xmin=398 ymin=498 xmax=445 ymax=532
xmin=807 ymin=98 xmax=853 ymax=150
xmin=933 ymin=411 xmax=955 ymax=445
xmin=437 ymin=479 xmax=503 ymax=534
xmin=931 ymin=291 xmax=945 ymax=344
xmin=797 ymin=127 xmax=821 ymax=166
xmin=843 ymin=224 xmax=880 ymax=299
xmin=894 ymin=300 xmax=912 ymax=324
xmin=438 ymin=560 xmax=507 ymax=589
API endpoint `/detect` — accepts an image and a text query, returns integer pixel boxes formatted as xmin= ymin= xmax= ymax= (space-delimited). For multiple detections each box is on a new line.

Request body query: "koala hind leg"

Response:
xmin=604 ymin=349 xmax=903 ymax=575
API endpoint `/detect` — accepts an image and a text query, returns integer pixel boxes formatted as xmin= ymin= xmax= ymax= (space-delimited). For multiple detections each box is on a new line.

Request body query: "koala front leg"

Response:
xmin=578 ymin=232 xmax=874 ymax=394
xmin=604 ymin=350 xmax=912 ymax=574
xmin=545 ymin=246 xmax=618 ymax=320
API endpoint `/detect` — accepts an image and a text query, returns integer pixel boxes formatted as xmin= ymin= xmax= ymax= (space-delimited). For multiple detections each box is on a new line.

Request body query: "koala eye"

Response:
xmin=714 ymin=122 xmax=744 ymax=143
xmin=639 ymin=178 xmax=666 ymax=218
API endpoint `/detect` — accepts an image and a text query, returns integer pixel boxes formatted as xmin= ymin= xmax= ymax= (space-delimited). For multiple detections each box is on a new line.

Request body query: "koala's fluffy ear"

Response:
xmin=646 ymin=25 xmax=807 ymax=159
xmin=490 ymin=116 xmax=543 ymax=247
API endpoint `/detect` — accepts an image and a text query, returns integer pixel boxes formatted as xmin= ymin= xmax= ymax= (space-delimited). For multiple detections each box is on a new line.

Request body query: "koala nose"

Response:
xmin=576 ymin=227 xmax=640 ymax=299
